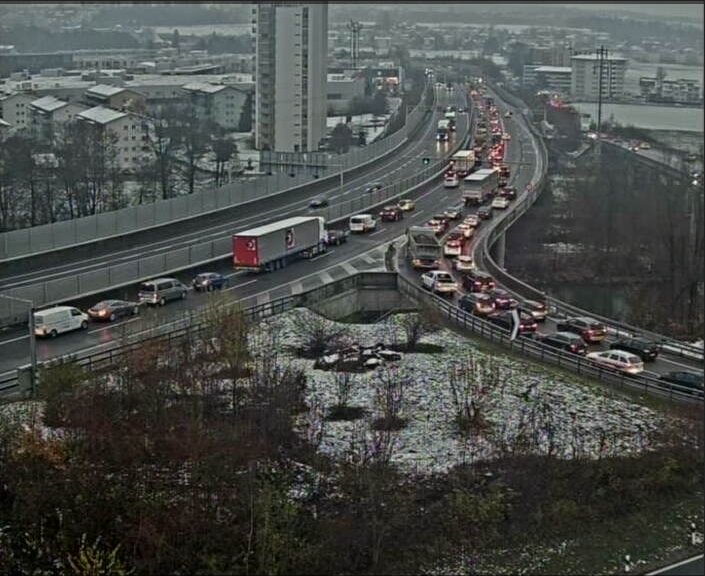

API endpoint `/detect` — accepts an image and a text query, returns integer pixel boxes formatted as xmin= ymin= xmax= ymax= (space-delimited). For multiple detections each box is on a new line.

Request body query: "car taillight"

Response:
xmin=570 ymin=344 xmax=578 ymax=351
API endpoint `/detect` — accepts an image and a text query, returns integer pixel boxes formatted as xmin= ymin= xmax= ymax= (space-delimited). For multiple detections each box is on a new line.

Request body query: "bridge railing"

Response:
xmin=475 ymin=85 xmax=704 ymax=363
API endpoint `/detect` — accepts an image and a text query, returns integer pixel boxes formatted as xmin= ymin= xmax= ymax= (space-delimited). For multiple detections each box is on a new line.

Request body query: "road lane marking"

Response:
xmin=369 ymin=228 xmax=386 ymax=236
xmin=224 ymin=279 xmax=258 ymax=292
xmin=310 ymin=251 xmax=333 ymax=262
xmin=87 ymin=316 xmax=141 ymax=334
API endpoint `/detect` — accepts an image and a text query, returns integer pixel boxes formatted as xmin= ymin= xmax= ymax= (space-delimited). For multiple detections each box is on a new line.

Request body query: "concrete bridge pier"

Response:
xmin=492 ymin=232 xmax=506 ymax=269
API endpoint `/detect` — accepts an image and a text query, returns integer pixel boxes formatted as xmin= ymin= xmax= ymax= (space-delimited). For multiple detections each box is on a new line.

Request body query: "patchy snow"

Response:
xmin=258 ymin=308 xmax=662 ymax=476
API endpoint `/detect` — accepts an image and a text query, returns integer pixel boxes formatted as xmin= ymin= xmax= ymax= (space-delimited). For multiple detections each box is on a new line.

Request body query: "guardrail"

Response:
xmin=0 ymin=84 xmax=434 ymax=262
xmin=0 ymin=271 xmax=400 ymax=396
xmin=474 ymin=84 xmax=704 ymax=363
xmin=397 ymin=274 xmax=702 ymax=403
xmin=0 ymin=91 xmax=469 ymax=327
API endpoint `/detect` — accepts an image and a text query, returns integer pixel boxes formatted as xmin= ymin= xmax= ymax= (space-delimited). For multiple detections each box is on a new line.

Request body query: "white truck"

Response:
xmin=450 ymin=150 xmax=476 ymax=177
xmin=437 ymin=119 xmax=450 ymax=141
xmin=463 ymin=168 xmax=499 ymax=206
xmin=233 ymin=216 xmax=327 ymax=272
xmin=407 ymin=226 xmax=442 ymax=270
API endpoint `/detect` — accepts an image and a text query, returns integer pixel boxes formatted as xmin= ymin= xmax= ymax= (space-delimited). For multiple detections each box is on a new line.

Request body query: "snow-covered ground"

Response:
xmin=257 ymin=309 xmax=661 ymax=475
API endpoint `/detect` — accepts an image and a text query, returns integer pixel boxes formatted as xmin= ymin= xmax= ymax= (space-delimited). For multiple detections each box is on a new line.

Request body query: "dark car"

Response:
xmin=380 ymin=205 xmax=404 ymax=222
xmin=443 ymin=207 xmax=463 ymax=220
xmin=556 ymin=316 xmax=607 ymax=344
xmin=609 ymin=337 xmax=660 ymax=362
xmin=659 ymin=371 xmax=704 ymax=395
xmin=325 ymin=229 xmax=349 ymax=246
xmin=87 ymin=299 xmax=139 ymax=322
xmin=487 ymin=288 xmax=518 ymax=310
xmin=533 ymin=331 xmax=588 ymax=355
xmin=365 ymin=182 xmax=383 ymax=193
xmin=519 ymin=299 xmax=548 ymax=322
xmin=461 ymin=270 xmax=496 ymax=292
xmin=478 ymin=206 xmax=493 ymax=220
xmin=500 ymin=186 xmax=517 ymax=200
xmin=459 ymin=292 xmax=495 ymax=316
xmin=486 ymin=310 xmax=538 ymax=334
xmin=192 ymin=272 xmax=228 ymax=292
xmin=309 ymin=197 xmax=329 ymax=208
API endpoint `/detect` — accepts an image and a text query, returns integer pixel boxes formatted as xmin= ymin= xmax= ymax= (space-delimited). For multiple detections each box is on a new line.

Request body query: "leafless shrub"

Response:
xmin=372 ymin=367 xmax=407 ymax=431
xmin=448 ymin=356 xmax=499 ymax=435
xmin=289 ymin=310 xmax=349 ymax=358
xmin=396 ymin=306 xmax=442 ymax=351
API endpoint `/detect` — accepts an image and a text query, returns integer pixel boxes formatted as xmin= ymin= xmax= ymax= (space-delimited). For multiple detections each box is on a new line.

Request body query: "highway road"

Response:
xmin=0 ymin=84 xmax=469 ymax=377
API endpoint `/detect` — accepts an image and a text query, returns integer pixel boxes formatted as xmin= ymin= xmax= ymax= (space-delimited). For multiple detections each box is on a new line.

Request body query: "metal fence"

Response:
xmin=0 ymin=271 xmax=400 ymax=395
xmin=474 ymin=85 xmax=704 ymax=361
xmin=0 ymin=84 xmax=434 ymax=262
xmin=397 ymin=274 xmax=702 ymax=403
xmin=0 ymin=110 xmax=469 ymax=327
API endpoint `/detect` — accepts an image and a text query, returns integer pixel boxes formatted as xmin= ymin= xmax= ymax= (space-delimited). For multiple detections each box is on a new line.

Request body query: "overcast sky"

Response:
xmin=554 ymin=3 xmax=703 ymax=22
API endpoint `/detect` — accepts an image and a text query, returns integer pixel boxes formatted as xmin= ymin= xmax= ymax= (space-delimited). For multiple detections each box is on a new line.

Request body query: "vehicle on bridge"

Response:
xmin=487 ymin=310 xmax=538 ymax=335
xmin=659 ymin=371 xmax=704 ymax=395
xmin=407 ymin=226 xmax=442 ymax=270
xmin=398 ymin=198 xmax=416 ymax=211
xmin=487 ymin=288 xmax=518 ymax=310
xmin=34 ymin=306 xmax=89 ymax=338
xmin=324 ymin=229 xmax=349 ymax=246
xmin=443 ymin=232 xmax=464 ymax=257
xmin=138 ymin=278 xmax=188 ymax=306
xmin=477 ymin=206 xmax=493 ymax=220
xmin=192 ymin=272 xmax=228 ymax=292
xmin=444 ymin=174 xmax=460 ymax=188
xmin=461 ymin=270 xmax=496 ymax=292
xmin=454 ymin=255 xmax=475 ymax=272
xmin=531 ymin=331 xmax=587 ymax=355
xmin=233 ymin=216 xmax=327 ymax=272
xmin=437 ymin=119 xmax=450 ymax=141
xmin=491 ymin=196 xmax=510 ymax=210
xmin=557 ymin=317 xmax=608 ymax=344
xmin=450 ymin=150 xmax=476 ymax=177
xmin=459 ymin=292 xmax=495 ymax=316
xmin=609 ymin=337 xmax=660 ymax=362
xmin=88 ymin=299 xmax=140 ymax=321
xmin=586 ymin=350 xmax=644 ymax=375
xmin=349 ymin=214 xmax=377 ymax=233
xmin=463 ymin=168 xmax=498 ymax=205
xmin=519 ymin=299 xmax=548 ymax=321
xmin=380 ymin=205 xmax=404 ymax=222
xmin=421 ymin=270 xmax=457 ymax=296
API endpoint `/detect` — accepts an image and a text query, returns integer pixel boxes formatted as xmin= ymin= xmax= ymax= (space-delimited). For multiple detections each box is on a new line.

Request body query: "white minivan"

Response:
xmin=34 ymin=306 xmax=89 ymax=338
xmin=349 ymin=214 xmax=377 ymax=233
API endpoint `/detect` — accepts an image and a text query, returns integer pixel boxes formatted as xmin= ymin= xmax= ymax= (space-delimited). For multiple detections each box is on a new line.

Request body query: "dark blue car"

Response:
xmin=192 ymin=272 xmax=228 ymax=292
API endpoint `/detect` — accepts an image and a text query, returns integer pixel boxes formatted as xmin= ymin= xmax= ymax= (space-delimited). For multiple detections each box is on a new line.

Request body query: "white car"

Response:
xmin=349 ymin=214 xmax=377 ymax=233
xmin=444 ymin=176 xmax=460 ymax=188
xmin=444 ymin=238 xmax=463 ymax=257
xmin=456 ymin=223 xmax=475 ymax=239
xmin=465 ymin=214 xmax=480 ymax=227
xmin=586 ymin=350 xmax=644 ymax=375
xmin=491 ymin=196 xmax=510 ymax=209
xmin=454 ymin=255 xmax=475 ymax=272
xmin=502 ymin=133 xmax=511 ymax=140
xmin=421 ymin=270 xmax=458 ymax=296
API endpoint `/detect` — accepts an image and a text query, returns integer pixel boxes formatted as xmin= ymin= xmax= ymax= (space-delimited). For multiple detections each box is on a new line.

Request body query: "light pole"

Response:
xmin=0 ymin=294 xmax=37 ymax=394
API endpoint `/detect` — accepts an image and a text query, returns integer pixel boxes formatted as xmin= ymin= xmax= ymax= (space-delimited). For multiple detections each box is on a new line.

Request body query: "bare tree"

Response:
xmin=447 ymin=356 xmax=498 ymax=435
xmin=372 ymin=366 xmax=407 ymax=431
xmin=145 ymin=104 xmax=181 ymax=199
xmin=289 ymin=310 xmax=348 ymax=359
xmin=397 ymin=307 xmax=442 ymax=351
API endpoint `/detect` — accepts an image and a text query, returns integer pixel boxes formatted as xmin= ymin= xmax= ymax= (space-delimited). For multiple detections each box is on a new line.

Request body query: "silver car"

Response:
xmin=138 ymin=278 xmax=187 ymax=306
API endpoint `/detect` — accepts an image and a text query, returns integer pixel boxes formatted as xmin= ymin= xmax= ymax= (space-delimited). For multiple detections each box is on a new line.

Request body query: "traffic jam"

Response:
xmin=412 ymin=87 xmax=702 ymax=393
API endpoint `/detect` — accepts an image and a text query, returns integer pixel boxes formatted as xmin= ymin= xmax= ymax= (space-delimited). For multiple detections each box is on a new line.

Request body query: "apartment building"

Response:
xmin=75 ymin=105 xmax=148 ymax=170
xmin=29 ymin=95 xmax=88 ymax=143
xmin=327 ymin=72 xmax=365 ymax=114
xmin=0 ymin=91 xmax=37 ymax=131
xmin=570 ymin=53 xmax=627 ymax=101
xmin=182 ymin=82 xmax=250 ymax=130
xmin=639 ymin=76 xmax=701 ymax=105
xmin=253 ymin=2 xmax=328 ymax=152
xmin=85 ymin=84 xmax=147 ymax=112
xmin=523 ymin=65 xmax=572 ymax=95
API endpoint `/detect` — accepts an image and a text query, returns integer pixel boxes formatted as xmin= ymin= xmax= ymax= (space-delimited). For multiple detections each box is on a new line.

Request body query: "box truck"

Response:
xmin=407 ymin=226 xmax=442 ymax=270
xmin=463 ymin=168 xmax=499 ymax=205
xmin=233 ymin=216 xmax=326 ymax=272
xmin=450 ymin=150 xmax=476 ymax=177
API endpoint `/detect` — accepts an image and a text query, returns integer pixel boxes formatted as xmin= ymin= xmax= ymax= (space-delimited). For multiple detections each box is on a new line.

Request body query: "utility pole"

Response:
xmin=348 ymin=20 xmax=363 ymax=70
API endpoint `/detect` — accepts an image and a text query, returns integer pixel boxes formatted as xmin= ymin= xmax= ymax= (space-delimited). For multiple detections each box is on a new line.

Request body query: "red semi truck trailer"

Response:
xmin=233 ymin=216 xmax=327 ymax=272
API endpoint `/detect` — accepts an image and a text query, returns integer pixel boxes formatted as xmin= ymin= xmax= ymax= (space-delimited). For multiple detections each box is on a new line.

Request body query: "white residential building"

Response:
xmin=0 ymin=91 xmax=37 ymax=132
xmin=76 ymin=105 xmax=148 ymax=170
xmin=571 ymin=53 xmax=627 ymax=101
xmin=253 ymin=2 xmax=328 ymax=152
xmin=29 ymin=95 xmax=88 ymax=143
xmin=182 ymin=82 xmax=250 ymax=130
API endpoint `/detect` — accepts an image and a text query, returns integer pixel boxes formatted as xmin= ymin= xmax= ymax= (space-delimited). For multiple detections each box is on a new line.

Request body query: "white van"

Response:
xmin=34 ymin=306 xmax=89 ymax=338
xmin=349 ymin=214 xmax=377 ymax=233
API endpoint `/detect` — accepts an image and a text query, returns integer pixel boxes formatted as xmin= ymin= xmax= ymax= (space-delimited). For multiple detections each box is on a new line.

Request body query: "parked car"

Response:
xmin=88 ymin=299 xmax=140 ymax=321
xmin=609 ymin=337 xmax=660 ymax=362
xmin=325 ymin=229 xmax=349 ymax=246
xmin=380 ymin=205 xmax=404 ymax=222
xmin=421 ymin=270 xmax=457 ymax=296
xmin=398 ymin=198 xmax=416 ymax=211
xmin=556 ymin=317 xmax=607 ymax=343
xmin=461 ymin=270 xmax=496 ymax=292
xmin=478 ymin=206 xmax=493 ymax=220
xmin=586 ymin=350 xmax=644 ymax=375
xmin=454 ymin=255 xmax=474 ymax=272
xmin=138 ymin=278 xmax=188 ymax=306
xmin=487 ymin=288 xmax=518 ymax=309
xmin=192 ymin=272 xmax=228 ymax=292
xmin=465 ymin=214 xmax=481 ymax=227
xmin=443 ymin=207 xmax=463 ymax=220
xmin=34 ymin=306 xmax=89 ymax=338
xmin=519 ymin=299 xmax=548 ymax=321
xmin=533 ymin=331 xmax=587 ymax=355
xmin=349 ymin=214 xmax=377 ymax=233
xmin=309 ymin=197 xmax=329 ymax=208
xmin=365 ymin=182 xmax=383 ymax=193
xmin=659 ymin=371 xmax=704 ymax=394
xmin=486 ymin=310 xmax=538 ymax=334
xmin=491 ymin=196 xmax=510 ymax=209
xmin=459 ymin=292 xmax=495 ymax=316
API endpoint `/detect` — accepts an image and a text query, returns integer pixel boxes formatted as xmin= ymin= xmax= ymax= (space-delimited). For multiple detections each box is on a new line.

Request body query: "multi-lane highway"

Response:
xmin=0 ymin=84 xmax=469 ymax=378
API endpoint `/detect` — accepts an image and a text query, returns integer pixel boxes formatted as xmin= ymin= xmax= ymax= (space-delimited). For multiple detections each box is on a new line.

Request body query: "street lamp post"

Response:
xmin=0 ymin=294 xmax=37 ymax=394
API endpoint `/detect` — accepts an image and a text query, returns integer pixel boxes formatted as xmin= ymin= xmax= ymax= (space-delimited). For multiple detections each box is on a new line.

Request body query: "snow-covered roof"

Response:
xmin=239 ymin=216 xmax=320 ymax=238
xmin=77 ymin=105 xmax=127 ymax=125
xmin=0 ymin=118 xmax=11 ymax=128
xmin=86 ymin=84 xmax=126 ymax=97
xmin=30 ymin=95 xmax=68 ymax=113
xmin=534 ymin=66 xmax=572 ymax=74
xmin=182 ymin=82 xmax=226 ymax=94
